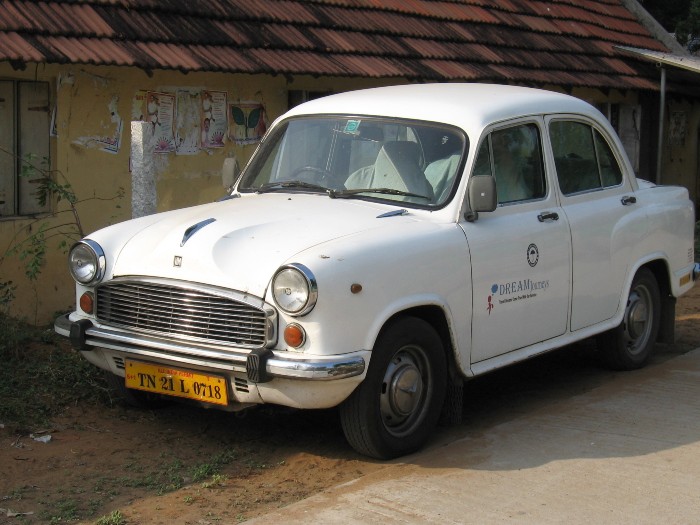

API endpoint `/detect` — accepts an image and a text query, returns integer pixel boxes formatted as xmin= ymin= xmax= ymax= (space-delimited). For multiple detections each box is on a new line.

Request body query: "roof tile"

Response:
xmin=0 ymin=0 xmax=680 ymax=90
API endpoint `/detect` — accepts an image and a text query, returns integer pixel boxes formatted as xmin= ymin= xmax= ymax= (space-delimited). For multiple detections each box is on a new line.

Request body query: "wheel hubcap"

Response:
xmin=379 ymin=347 xmax=429 ymax=436
xmin=627 ymin=293 xmax=648 ymax=340
xmin=388 ymin=363 xmax=423 ymax=417
xmin=623 ymin=286 xmax=652 ymax=354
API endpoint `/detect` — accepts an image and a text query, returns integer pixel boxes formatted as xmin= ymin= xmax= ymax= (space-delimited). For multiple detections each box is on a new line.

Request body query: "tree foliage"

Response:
xmin=643 ymin=0 xmax=700 ymax=52
xmin=676 ymin=0 xmax=700 ymax=52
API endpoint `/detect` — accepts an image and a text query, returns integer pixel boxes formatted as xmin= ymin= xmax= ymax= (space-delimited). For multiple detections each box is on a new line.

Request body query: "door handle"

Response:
xmin=621 ymin=195 xmax=637 ymax=206
xmin=537 ymin=211 xmax=559 ymax=222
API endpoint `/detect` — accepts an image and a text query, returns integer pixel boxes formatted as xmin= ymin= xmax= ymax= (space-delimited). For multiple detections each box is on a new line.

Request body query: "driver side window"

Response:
xmin=475 ymin=124 xmax=546 ymax=205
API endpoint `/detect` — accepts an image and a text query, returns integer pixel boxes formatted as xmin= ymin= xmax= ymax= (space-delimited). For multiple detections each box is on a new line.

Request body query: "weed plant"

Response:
xmin=0 ymin=314 xmax=109 ymax=430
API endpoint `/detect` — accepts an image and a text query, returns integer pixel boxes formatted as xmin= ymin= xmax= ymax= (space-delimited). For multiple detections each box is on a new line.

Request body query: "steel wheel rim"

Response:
xmin=379 ymin=345 xmax=432 ymax=437
xmin=623 ymin=284 xmax=653 ymax=355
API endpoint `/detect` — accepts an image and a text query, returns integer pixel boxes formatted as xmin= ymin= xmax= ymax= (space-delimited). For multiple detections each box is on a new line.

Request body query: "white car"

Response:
xmin=56 ymin=84 xmax=697 ymax=459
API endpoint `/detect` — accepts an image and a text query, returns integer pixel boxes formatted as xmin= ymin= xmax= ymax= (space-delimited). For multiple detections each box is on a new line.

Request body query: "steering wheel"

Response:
xmin=290 ymin=165 xmax=333 ymax=184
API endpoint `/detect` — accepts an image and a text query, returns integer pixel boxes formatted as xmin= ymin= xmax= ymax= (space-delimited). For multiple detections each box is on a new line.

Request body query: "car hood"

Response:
xmin=108 ymin=193 xmax=414 ymax=298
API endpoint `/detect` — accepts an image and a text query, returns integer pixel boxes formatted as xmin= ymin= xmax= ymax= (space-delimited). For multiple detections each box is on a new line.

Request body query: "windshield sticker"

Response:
xmin=344 ymin=120 xmax=361 ymax=134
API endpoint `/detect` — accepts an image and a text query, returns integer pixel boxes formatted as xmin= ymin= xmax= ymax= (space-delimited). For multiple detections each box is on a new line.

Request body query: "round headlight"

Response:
xmin=69 ymin=240 xmax=105 ymax=285
xmin=272 ymin=263 xmax=317 ymax=316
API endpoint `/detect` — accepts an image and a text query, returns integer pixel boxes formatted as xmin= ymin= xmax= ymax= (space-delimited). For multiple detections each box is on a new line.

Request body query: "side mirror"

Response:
xmin=466 ymin=175 xmax=497 ymax=221
xmin=222 ymin=157 xmax=239 ymax=189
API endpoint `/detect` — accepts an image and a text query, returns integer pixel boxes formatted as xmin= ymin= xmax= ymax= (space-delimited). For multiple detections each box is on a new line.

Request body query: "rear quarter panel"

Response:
xmin=635 ymin=184 xmax=696 ymax=297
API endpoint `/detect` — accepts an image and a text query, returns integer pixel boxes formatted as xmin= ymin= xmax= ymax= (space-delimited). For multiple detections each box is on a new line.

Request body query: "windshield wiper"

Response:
xmin=329 ymin=187 xmax=430 ymax=200
xmin=256 ymin=181 xmax=330 ymax=194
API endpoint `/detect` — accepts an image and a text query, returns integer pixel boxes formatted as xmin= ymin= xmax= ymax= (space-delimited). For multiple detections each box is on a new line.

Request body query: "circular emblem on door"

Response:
xmin=527 ymin=244 xmax=539 ymax=267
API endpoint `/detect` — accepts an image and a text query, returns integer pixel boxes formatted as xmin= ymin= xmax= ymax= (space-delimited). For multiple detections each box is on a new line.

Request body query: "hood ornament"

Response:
xmin=181 ymin=218 xmax=216 ymax=247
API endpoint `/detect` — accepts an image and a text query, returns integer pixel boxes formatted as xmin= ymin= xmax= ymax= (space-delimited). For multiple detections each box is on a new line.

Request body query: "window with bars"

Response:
xmin=0 ymin=80 xmax=51 ymax=217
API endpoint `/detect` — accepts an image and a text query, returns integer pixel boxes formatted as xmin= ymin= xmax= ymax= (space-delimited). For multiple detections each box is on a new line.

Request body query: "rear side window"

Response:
xmin=550 ymin=121 xmax=623 ymax=195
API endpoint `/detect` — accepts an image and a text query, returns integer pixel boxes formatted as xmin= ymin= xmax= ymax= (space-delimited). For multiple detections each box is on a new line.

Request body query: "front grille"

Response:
xmin=96 ymin=281 xmax=269 ymax=348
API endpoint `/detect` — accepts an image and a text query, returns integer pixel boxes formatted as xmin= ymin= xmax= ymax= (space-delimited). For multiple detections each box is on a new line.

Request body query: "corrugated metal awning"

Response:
xmin=616 ymin=45 xmax=700 ymax=74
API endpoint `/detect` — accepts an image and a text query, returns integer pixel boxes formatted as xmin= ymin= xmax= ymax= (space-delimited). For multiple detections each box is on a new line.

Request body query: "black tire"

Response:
xmin=439 ymin=376 xmax=464 ymax=426
xmin=104 ymin=371 xmax=169 ymax=409
xmin=339 ymin=317 xmax=447 ymax=459
xmin=597 ymin=268 xmax=660 ymax=370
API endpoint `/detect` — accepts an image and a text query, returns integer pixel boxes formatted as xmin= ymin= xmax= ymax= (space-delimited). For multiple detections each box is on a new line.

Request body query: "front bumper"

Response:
xmin=54 ymin=313 xmax=366 ymax=383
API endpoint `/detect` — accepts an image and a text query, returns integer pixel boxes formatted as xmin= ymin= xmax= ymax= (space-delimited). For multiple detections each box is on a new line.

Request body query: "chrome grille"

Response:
xmin=95 ymin=281 xmax=268 ymax=348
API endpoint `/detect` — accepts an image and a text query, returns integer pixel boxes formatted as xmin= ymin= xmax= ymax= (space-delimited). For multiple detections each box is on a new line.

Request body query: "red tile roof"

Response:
xmin=0 ymin=0 xmax=674 ymax=90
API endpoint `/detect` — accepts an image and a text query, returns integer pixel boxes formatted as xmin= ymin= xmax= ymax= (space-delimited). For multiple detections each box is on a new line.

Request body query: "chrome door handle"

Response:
xmin=621 ymin=195 xmax=637 ymax=206
xmin=537 ymin=211 xmax=559 ymax=222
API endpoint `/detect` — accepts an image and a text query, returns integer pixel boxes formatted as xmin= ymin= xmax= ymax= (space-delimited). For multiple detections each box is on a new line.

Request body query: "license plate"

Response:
xmin=124 ymin=360 xmax=228 ymax=406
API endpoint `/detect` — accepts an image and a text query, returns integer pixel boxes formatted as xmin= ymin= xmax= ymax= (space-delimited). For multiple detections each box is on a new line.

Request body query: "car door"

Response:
xmin=546 ymin=116 xmax=646 ymax=331
xmin=461 ymin=120 xmax=571 ymax=364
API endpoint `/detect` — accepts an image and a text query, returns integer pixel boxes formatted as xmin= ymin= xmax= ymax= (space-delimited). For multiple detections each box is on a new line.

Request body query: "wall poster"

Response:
xmin=229 ymin=101 xmax=267 ymax=145
xmin=201 ymin=90 xmax=227 ymax=148
xmin=175 ymin=90 xmax=201 ymax=155
xmin=147 ymin=91 xmax=176 ymax=153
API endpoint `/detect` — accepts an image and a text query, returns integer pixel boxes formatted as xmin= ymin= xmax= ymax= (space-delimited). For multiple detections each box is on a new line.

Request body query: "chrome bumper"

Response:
xmin=54 ymin=314 xmax=366 ymax=382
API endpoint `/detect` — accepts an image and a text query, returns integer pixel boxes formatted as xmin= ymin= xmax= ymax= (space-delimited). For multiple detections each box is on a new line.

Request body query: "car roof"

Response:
xmin=283 ymin=83 xmax=602 ymax=133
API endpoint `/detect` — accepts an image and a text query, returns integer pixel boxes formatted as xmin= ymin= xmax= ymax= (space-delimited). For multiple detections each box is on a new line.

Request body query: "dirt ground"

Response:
xmin=3 ymin=285 xmax=700 ymax=525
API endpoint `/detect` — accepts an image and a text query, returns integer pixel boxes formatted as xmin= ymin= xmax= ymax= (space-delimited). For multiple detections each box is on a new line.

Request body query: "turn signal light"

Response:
xmin=284 ymin=323 xmax=306 ymax=348
xmin=79 ymin=292 xmax=94 ymax=314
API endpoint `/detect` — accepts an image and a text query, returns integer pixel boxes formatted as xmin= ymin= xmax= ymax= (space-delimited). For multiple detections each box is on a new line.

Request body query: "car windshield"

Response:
xmin=237 ymin=116 xmax=467 ymax=208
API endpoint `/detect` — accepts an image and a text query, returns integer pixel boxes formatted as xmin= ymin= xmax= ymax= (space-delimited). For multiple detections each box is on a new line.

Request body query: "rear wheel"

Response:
xmin=340 ymin=317 xmax=447 ymax=459
xmin=597 ymin=268 xmax=660 ymax=370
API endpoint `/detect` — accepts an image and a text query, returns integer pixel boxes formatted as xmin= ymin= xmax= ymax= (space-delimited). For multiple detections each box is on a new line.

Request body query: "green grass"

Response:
xmin=40 ymin=498 xmax=79 ymax=523
xmin=0 ymin=313 xmax=109 ymax=430
xmin=95 ymin=510 xmax=127 ymax=525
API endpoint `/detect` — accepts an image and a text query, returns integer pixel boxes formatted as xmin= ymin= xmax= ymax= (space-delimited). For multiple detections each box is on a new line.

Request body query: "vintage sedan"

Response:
xmin=56 ymin=84 xmax=697 ymax=459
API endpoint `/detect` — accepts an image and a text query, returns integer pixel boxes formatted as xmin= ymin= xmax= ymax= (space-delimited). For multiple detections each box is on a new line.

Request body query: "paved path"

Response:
xmin=249 ymin=349 xmax=700 ymax=524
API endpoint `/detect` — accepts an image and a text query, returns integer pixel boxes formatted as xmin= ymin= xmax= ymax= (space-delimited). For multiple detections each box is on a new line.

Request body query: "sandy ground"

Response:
xmin=2 ymin=285 xmax=700 ymax=524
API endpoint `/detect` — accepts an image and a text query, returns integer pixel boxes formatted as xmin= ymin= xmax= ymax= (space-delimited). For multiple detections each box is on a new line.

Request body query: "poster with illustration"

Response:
xmin=175 ymin=90 xmax=201 ymax=155
xmin=229 ymin=101 xmax=267 ymax=145
xmin=147 ymin=91 xmax=176 ymax=153
xmin=201 ymin=90 xmax=227 ymax=148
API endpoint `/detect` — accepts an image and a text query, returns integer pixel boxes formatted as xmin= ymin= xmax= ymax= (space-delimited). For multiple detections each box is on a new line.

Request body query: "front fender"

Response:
xmin=272 ymin=221 xmax=472 ymax=371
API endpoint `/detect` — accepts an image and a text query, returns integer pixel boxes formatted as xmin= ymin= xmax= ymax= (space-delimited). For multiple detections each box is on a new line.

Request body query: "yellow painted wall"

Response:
xmin=0 ymin=62 xmax=697 ymax=324
xmin=0 ymin=63 xmax=295 ymax=323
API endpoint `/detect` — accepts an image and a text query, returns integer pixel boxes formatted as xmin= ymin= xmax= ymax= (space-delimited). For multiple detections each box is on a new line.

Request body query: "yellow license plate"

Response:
xmin=124 ymin=360 xmax=228 ymax=406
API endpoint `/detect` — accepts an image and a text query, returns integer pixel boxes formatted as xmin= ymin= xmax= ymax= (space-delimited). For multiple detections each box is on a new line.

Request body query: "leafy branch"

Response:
xmin=0 ymin=147 xmax=124 ymax=285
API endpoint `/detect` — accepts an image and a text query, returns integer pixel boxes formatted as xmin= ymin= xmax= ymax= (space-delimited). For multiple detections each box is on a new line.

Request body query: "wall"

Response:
xmin=660 ymin=98 xmax=700 ymax=204
xmin=0 ymin=62 xmax=292 ymax=323
xmin=1 ymin=61 xmax=697 ymax=324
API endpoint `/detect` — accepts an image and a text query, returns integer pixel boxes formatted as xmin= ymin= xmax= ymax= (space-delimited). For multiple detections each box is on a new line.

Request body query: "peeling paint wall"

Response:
xmin=0 ymin=61 xmax=697 ymax=324
xmin=0 ymin=63 xmax=295 ymax=322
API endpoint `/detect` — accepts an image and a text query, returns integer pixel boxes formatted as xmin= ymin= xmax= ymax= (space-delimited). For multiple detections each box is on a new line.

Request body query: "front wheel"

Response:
xmin=340 ymin=317 xmax=447 ymax=459
xmin=597 ymin=268 xmax=660 ymax=370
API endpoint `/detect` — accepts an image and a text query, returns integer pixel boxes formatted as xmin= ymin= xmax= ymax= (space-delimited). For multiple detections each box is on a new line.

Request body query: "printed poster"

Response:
xmin=229 ymin=101 xmax=267 ymax=145
xmin=175 ymin=90 xmax=201 ymax=155
xmin=201 ymin=90 xmax=227 ymax=148
xmin=147 ymin=91 xmax=176 ymax=153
